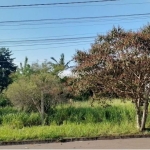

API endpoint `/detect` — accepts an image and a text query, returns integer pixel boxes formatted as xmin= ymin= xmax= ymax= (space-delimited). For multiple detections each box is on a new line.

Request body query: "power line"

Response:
xmin=11 ymin=42 xmax=92 ymax=52
xmin=0 ymin=36 xmax=96 ymax=44
xmin=0 ymin=18 xmax=147 ymax=31
xmin=1 ymin=15 xmax=149 ymax=27
xmin=0 ymin=12 xmax=150 ymax=25
xmin=0 ymin=0 xmax=117 ymax=8
xmin=0 ymin=25 xmax=140 ymax=41
xmin=0 ymin=26 xmax=142 ymax=45
xmin=0 ymin=26 xmax=145 ymax=53
xmin=1 ymin=39 xmax=94 ymax=47
xmin=0 ymin=33 xmax=99 ymax=41
xmin=0 ymin=42 xmax=92 ymax=63
xmin=1 ymin=1 xmax=150 ymax=9
xmin=0 ymin=24 xmax=143 ymax=45
xmin=0 ymin=25 xmax=141 ymax=41
xmin=51 ymin=1 xmax=150 ymax=8
xmin=0 ymin=26 xmax=142 ymax=48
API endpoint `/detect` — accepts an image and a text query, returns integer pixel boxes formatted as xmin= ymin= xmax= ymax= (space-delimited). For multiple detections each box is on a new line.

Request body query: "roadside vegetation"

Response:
xmin=0 ymin=100 xmax=142 ymax=141
xmin=1 ymin=24 xmax=150 ymax=142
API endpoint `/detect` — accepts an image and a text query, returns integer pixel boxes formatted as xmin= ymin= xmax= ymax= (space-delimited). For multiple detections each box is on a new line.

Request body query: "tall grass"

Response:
xmin=0 ymin=99 xmax=136 ymax=127
xmin=2 ymin=112 xmax=42 ymax=128
xmin=49 ymin=105 xmax=135 ymax=125
xmin=1 ymin=99 xmax=150 ymax=142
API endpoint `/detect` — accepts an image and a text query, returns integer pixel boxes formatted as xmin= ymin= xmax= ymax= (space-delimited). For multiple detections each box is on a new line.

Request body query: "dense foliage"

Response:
xmin=0 ymin=48 xmax=16 ymax=92
xmin=0 ymin=101 xmax=135 ymax=127
xmin=5 ymin=73 xmax=66 ymax=113
xmin=73 ymin=26 xmax=150 ymax=131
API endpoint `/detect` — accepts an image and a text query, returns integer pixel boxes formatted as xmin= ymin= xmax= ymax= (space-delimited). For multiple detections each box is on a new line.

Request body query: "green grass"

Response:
xmin=0 ymin=100 xmax=136 ymax=126
xmin=0 ymin=122 xmax=138 ymax=142
xmin=0 ymin=99 xmax=150 ymax=142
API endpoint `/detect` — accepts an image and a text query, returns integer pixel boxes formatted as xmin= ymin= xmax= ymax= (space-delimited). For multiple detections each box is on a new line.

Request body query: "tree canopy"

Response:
xmin=5 ymin=72 xmax=66 ymax=114
xmin=0 ymin=48 xmax=16 ymax=92
xmin=73 ymin=27 xmax=150 ymax=131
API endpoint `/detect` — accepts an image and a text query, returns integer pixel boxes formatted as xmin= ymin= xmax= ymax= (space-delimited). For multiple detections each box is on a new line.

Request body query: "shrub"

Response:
xmin=26 ymin=113 xmax=42 ymax=126
xmin=0 ymin=94 xmax=11 ymax=107
xmin=2 ymin=112 xmax=42 ymax=127
xmin=11 ymin=120 xmax=24 ymax=129
xmin=0 ymin=107 xmax=18 ymax=116
xmin=5 ymin=73 xmax=67 ymax=114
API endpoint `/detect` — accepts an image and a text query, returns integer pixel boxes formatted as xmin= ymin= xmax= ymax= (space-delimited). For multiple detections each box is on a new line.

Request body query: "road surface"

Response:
xmin=0 ymin=138 xmax=150 ymax=149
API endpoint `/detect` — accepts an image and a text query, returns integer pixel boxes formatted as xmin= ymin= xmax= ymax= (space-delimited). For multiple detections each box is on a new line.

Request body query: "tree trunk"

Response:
xmin=135 ymin=98 xmax=141 ymax=129
xmin=136 ymin=111 xmax=141 ymax=129
xmin=31 ymin=98 xmax=41 ymax=114
xmin=140 ymin=100 xmax=149 ymax=131
xmin=41 ymin=91 xmax=44 ymax=125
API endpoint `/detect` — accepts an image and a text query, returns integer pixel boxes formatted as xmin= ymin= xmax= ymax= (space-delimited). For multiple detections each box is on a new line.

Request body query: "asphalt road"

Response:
xmin=1 ymin=138 xmax=150 ymax=149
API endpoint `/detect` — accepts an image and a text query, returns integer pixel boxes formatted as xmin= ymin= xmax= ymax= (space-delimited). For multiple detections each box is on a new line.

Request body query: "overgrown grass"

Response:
xmin=49 ymin=105 xmax=135 ymax=125
xmin=0 ymin=99 xmax=150 ymax=142
xmin=0 ymin=100 xmax=136 ymax=127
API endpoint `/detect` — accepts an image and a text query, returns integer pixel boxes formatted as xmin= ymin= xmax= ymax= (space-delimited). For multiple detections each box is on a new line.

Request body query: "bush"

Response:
xmin=2 ymin=112 xmax=41 ymax=127
xmin=5 ymin=73 xmax=67 ymax=113
xmin=0 ymin=94 xmax=11 ymax=107
xmin=11 ymin=120 xmax=24 ymax=129
xmin=26 ymin=113 xmax=42 ymax=126
xmin=0 ymin=107 xmax=18 ymax=116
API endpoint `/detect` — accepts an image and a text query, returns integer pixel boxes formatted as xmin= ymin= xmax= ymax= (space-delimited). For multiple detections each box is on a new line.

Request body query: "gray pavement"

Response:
xmin=0 ymin=138 xmax=150 ymax=149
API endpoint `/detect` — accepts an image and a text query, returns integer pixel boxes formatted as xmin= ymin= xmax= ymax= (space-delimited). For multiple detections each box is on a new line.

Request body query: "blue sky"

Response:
xmin=0 ymin=0 xmax=150 ymax=67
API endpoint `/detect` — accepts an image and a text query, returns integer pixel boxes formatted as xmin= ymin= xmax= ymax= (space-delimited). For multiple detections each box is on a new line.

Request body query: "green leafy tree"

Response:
xmin=10 ymin=57 xmax=33 ymax=82
xmin=5 ymin=72 xmax=67 ymax=124
xmin=17 ymin=57 xmax=33 ymax=76
xmin=0 ymin=48 xmax=16 ymax=92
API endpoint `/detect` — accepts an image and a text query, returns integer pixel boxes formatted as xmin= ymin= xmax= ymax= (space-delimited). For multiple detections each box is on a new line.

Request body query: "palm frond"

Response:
xmin=50 ymin=57 xmax=58 ymax=64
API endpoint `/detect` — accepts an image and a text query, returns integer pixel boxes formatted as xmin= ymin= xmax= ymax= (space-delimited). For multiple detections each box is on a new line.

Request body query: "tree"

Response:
xmin=73 ymin=27 xmax=150 ymax=131
xmin=31 ymin=60 xmax=52 ymax=74
xmin=12 ymin=58 xmax=52 ymax=81
xmin=17 ymin=57 xmax=33 ymax=76
xmin=0 ymin=48 xmax=17 ymax=92
xmin=50 ymin=53 xmax=72 ymax=76
xmin=11 ymin=57 xmax=33 ymax=81
xmin=141 ymin=23 xmax=150 ymax=34
xmin=5 ymin=72 xmax=67 ymax=124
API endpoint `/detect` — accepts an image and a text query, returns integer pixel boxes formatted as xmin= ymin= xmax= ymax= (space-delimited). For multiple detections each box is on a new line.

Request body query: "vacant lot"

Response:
xmin=0 ymin=99 xmax=150 ymax=142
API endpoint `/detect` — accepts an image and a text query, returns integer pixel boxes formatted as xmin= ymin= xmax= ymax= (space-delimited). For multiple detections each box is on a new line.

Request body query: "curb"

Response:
xmin=1 ymin=134 xmax=150 ymax=146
